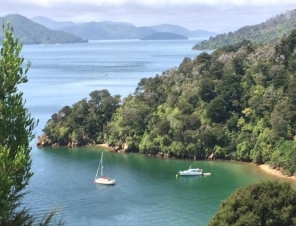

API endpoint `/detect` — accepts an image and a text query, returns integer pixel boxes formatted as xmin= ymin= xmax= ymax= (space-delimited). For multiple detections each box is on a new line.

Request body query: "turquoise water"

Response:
xmin=27 ymin=147 xmax=294 ymax=226
xmin=19 ymin=40 xmax=296 ymax=225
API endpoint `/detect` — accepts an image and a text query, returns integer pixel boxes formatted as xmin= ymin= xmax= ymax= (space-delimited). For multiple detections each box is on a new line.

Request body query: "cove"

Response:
xmin=19 ymin=40 xmax=296 ymax=225
xmin=25 ymin=146 xmax=296 ymax=225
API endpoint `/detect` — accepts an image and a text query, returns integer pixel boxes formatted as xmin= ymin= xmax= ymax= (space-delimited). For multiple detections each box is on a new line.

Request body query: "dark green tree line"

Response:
xmin=41 ymin=90 xmax=121 ymax=146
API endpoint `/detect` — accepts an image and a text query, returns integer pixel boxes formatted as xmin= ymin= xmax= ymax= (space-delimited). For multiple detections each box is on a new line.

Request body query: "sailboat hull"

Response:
xmin=94 ymin=177 xmax=116 ymax=185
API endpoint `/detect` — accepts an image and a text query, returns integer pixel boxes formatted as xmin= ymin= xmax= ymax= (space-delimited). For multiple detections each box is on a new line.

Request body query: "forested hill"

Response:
xmin=193 ymin=9 xmax=296 ymax=50
xmin=38 ymin=30 xmax=296 ymax=176
xmin=0 ymin=14 xmax=87 ymax=44
xmin=140 ymin=32 xmax=188 ymax=40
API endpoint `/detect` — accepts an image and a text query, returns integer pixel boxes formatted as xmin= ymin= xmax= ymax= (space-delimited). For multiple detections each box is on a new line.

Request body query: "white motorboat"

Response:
xmin=94 ymin=152 xmax=115 ymax=185
xmin=178 ymin=165 xmax=203 ymax=176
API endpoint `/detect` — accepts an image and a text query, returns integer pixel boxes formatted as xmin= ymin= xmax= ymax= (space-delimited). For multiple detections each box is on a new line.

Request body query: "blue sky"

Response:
xmin=1 ymin=0 xmax=296 ymax=33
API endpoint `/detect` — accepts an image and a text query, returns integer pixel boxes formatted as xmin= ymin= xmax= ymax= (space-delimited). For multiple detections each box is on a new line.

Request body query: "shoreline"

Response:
xmin=96 ymin=143 xmax=115 ymax=151
xmin=97 ymin=145 xmax=296 ymax=182
xmin=37 ymin=143 xmax=296 ymax=182
xmin=257 ymin=164 xmax=296 ymax=182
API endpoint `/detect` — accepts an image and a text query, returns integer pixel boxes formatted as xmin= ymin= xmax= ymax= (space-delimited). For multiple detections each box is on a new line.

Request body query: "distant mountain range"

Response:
xmin=0 ymin=14 xmax=217 ymax=44
xmin=31 ymin=16 xmax=217 ymax=40
xmin=193 ymin=8 xmax=296 ymax=50
xmin=0 ymin=14 xmax=87 ymax=44
xmin=3 ymin=9 xmax=296 ymax=47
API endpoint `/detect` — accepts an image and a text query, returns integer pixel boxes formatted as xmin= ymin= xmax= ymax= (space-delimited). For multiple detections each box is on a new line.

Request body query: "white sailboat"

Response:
xmin=94 ymin=152 xmax=115 ymax=185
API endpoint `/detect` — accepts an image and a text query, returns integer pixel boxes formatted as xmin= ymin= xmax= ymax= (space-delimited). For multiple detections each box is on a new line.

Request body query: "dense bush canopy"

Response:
xmin=193 ymin=9 xmax=296 ymax=50
xmin=208 ymin=180 xmax=296 ymax=226
xmin=41 ymin=90 xmax=121 ymax=146
xmin=41 ymin=29 xmax=296 ymax=175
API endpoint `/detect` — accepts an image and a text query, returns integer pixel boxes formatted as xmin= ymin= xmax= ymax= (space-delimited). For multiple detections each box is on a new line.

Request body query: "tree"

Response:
xmin=270 ymin=140 xmax=296 ymax=175
xmin=269 ymin=110 xmax=288 ymax=138
xmin=0 ymin=23 xmax=62 ymax=225
xmin=207 ymin=96 xmax=228 ymax=123
xmin=89 ymin=89 xmax=110 ymax=107
xmin=199 ymin=78 xmax=216 ymax=102
xmin=208 ymin=180 xmax=296 ymax=226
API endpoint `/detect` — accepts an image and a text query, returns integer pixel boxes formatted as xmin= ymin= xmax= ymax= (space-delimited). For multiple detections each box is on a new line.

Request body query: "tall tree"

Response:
xmin=0 ymin=23 xmax=62 ymax=225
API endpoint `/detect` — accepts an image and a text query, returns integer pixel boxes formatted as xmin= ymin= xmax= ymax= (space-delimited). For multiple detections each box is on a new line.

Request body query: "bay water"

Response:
xmin=18 ymin=39 xmax=296 ymax=225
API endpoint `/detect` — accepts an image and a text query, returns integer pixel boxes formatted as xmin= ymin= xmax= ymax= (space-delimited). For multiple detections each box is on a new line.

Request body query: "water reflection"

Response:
xmin=177 ymin=175 xmax=204 ymax=181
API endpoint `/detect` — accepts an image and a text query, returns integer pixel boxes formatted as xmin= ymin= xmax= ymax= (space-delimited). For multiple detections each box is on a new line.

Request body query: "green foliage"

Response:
xmin=38 ymin=28 xmax=296 ymax=172
xmin=42 ymin=89 xmax=120 ymax=146
xmin=270 ymin=140 xmax=296 ymax=175
xmin=206 ymin=97 xmax=228 ymax=123
xmin=0 ymin=22 xmax=36 ymax=225
xmin=199 ymin=78 xmax=216 ymax=102
xmin=193 ymin=9 xmax=296 ymax=50
xmin=220 ymin=40 xmax=254 ymax=53
xmin=208 ymin=61 xmax=224 ymax=79
xmin=275 ymin=29 xmax=296 ymax=68
xmin=0 ymin=23 xmax=63 ymax=225
xmin=208 ymin=180 xmax=296 ymax=226
xmin=217 ymin=72 xmax=242 ymax=112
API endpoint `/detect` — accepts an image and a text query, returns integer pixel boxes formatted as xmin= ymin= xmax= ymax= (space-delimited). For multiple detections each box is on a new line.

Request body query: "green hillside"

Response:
xmin=0 ymin=14 xmax=87 ymax=44
xmin=38 ymin=29 xmax=296 ymax=176
xmin=148 ymin=24 xmax=217 ymax=37
xmin=140 ymin=32 xmax=188 ymax=40
xmin=193 ymin=9 xmax=296 ymax=50
xmin=60 ymin=22 xmax=155 ymax=40
xmin=31 ymin=16 xmax=216 ymax=40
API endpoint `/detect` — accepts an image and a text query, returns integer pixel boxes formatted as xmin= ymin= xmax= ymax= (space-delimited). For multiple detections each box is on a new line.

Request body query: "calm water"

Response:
xmin=20 ymin=39 xmax=203 ymax=135
xmin=18 ymin=40 xmax=296 ymax=225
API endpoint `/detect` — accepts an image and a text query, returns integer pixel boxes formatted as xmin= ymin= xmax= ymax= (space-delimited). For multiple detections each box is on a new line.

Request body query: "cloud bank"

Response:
xmin=1 ymin=0 xmax=295 ymax=32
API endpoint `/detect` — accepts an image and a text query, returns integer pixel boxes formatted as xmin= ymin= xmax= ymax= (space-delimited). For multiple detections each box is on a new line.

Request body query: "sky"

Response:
xmin=1 ymin=0 xmax=296 ymax=33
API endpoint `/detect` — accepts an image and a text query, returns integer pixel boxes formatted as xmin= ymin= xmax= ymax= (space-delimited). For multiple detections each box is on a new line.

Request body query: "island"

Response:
xmin=140 ymin=32 xmax=188 ymax=40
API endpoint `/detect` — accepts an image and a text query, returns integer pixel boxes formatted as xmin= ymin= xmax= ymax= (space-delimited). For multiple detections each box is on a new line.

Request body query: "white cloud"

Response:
xmin=6 ymin=0 xmax=296 ymax=6
xmin=0 ymin=0 xmax=295 ymax=32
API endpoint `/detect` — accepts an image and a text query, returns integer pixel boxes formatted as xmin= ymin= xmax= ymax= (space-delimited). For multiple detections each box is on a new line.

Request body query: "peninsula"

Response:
xmin=140 ymin=32 xmax=188 ymax=40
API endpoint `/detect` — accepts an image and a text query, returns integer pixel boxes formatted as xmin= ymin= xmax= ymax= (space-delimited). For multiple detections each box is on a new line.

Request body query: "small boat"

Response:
xmin=94 ymin=152 xmax=115 ymax=185
xmin=178 ymin=165 xmax=203 ymax=176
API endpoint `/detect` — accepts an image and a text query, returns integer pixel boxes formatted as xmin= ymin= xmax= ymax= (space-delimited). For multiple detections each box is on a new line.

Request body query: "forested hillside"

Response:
xmin=140 ymin=32 xmax=188 ymax=40
xmin=193 ymin=9 xmax=296 ymax=50
xmin=39 ymin=30 xmax=296 ymax=175
xmin=38 ymin=90 xmax=121 ymax=146
xmin=0 ymin=14 xmax=87 ymax=44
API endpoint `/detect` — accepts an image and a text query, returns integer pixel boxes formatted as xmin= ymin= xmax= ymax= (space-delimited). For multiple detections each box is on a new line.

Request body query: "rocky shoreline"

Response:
xmin=37 ymin=136 xmax=172 ymax=158
xmin=36 ymin=134 xmax=128 ymax=152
